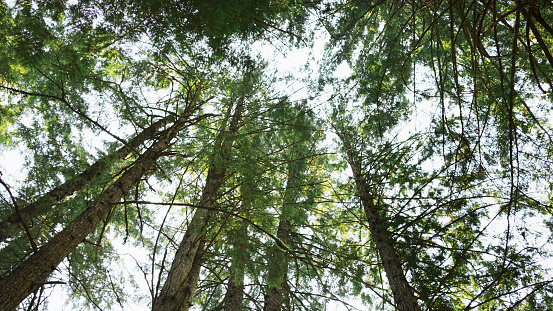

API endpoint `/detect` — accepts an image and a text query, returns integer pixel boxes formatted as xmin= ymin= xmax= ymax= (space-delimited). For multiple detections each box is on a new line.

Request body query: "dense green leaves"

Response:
xmin=1 ymin=0 xmax=553 ymax=310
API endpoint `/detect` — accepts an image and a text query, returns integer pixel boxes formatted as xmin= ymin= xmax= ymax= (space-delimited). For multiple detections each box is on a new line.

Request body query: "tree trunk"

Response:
xmin=153 ymin=99 xmax=243 ymax=311
xmin=263 ymin=138 xmax=313 ymax=311
xmin=151 ymin=198 xmax=213 ymax=311
xmin=338 ymin=133 xmax=421 ymax=311
xmin=0 ymin=115 xmax=176 ymax=243
xmin=0 ymin=116 xmax=187 ymax=311
xmin=223 ymin=269 xmax=245 ymax=311
xmin=263 ymin=220 xmax=291 ymax=311
xmin=223 ymin=217 xmax=248 ymax=311
xmin=263 ymin=164 xmax=301 ymax=311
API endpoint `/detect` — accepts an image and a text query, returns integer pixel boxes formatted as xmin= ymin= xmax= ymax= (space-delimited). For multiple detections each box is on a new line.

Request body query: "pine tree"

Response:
xmin=0 ymin=104 xmax=201 ymax=310
xmin=2 ymin=0 xmax=553 ymax=309
xmin=153 ymin=97 xmax=244 ymax=311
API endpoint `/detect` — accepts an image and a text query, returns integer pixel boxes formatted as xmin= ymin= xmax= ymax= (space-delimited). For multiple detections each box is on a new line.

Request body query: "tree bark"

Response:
xmin=263 ymin=220 xmax=291 ymax=311
xmin=0 ymin=115 xmax=176 ymax=243
xmin=223 ymin=217 xmax=248 ymax=311
xmin=153 ymin=99 xmax=243 ymax=311
xmin=263 ymin=162 xmax=301 ymax=311
xmin=0 ymin=116 xmax=187 ymax=311
xmin=223 ymin=271 xmax=245 ymax=311
xmin=151 ymin=196 xmax=213 ymax=311
xmin=338 ymin=133 xmax=421 ymax=311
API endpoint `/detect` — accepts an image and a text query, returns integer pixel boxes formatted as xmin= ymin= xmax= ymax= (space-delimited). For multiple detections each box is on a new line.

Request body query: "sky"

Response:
xmin=0 ymin=19 xmax=442 ymax=311
xmin=3 ymin=3 xmax=553 ymax=310
xmin=0 ymin=24 xmax=365 ymax=311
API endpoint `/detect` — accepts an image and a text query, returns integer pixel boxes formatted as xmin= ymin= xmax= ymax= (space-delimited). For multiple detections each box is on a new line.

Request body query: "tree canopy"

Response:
xmin=1 ymin=0 xmax=553 ymax=310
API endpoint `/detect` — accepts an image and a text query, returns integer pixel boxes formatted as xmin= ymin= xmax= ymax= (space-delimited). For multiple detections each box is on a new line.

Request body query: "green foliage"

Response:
xmin=322 ymin=0 xmax=553 ymax=309
xmin=2 ymin=0 xmax=553 ymax=310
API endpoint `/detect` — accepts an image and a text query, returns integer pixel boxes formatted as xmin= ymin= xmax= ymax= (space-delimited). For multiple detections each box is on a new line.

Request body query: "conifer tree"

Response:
xmin=0 ymin=114 xmax=178 ymax=243
xmin=2 ymin=0 xmax=553 ymax=309
xmin=262 ymin=102 xmax=327 ymax=310
xmin=0 ymin=101 xmax=203 ymax=310
xmin=153 ymin=98 xmax=244 ymax=311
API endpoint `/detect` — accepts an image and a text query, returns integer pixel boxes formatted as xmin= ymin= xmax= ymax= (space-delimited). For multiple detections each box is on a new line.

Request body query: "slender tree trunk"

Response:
xmin=224 ymin=274 xmax=245 ymax=311
xmin=223 ymin=159 xmax=261 ymax=311
xmin=223 ymin=213 xmax=249 ymax=311
xmin=223 ymin=195 xmax=255 ymax=311
xmin=263 ymin=219 xmax=291 ymax=311
xmin=0 ymin=115 xmax=177 ymax=243
xmin=153 ymin=99 xmax=243 ymax=311
xmin=263 ymin=161 xmax=301 ymax=311
xmin=338 ymin=133 xmax=421 ymax=311
xmin=0 ymin=116 xmax=187 ymax=310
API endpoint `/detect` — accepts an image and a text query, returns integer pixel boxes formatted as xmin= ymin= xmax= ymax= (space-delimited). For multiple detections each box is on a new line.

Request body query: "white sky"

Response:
xmin=2 ymin=5 xmax=553 ymax=311
xmin=0 ymin=28 xmax=362 ymax=311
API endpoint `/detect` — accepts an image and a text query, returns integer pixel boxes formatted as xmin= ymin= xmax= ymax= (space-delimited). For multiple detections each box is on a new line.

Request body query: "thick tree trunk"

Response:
xmin=0 ymin=117 xmax=186 ymax=311
xmin=153 ymin=100 xmax=243 ymax=311
xmin=339 ymin=134 xmax=421 ymax=311
xmin=151 ymin=193 xmax=214 ymax=311
xmin=0 ymin=115 xmax=176 ymax=243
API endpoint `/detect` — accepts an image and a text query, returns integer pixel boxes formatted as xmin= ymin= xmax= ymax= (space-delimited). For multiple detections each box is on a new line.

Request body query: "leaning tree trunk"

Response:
xmin=0 ymin=114 xmax=191 ymax=311
xmin=0 ymin=114 xmax=177 ymax=243
xmin=151 ymin=181 xmax=218 ymax=311
xmin=153 ymin=99 xmax=243 ymax=311
xmin=338 ymin=133 xmax=421 ymax=311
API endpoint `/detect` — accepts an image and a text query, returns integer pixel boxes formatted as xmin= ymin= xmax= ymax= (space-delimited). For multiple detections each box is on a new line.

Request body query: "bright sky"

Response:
xmin=0 ymin=27 xmax=364 ymax=310
xmin=3 ymin=5 xmax=552 ymax=311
